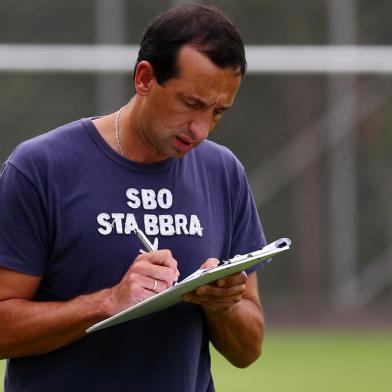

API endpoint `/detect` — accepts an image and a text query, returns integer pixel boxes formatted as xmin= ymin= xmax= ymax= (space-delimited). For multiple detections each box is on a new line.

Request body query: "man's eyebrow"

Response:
xmin=180 ymin=94 xmax=232 ymax=111
xmin=217 ymin=104 xmax=231 ymax=111
xmin=180 ymin=94 xmax=206 ymax=106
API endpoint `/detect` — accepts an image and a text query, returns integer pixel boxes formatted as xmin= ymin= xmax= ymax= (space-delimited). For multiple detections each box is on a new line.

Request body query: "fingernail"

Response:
xmin=196 ymin=287 xmax=205 ymax=295
xmin=217 ymin=280 xmax=225 ymax=287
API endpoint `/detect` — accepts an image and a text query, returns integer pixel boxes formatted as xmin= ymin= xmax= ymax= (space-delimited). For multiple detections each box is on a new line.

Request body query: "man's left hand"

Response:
xmin=182 ymin=258 xmax=248 ymax=312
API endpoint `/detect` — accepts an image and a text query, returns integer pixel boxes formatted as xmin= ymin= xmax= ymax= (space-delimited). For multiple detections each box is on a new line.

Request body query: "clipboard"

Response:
xmin=86 ymin=237 xmax=291 ymax=333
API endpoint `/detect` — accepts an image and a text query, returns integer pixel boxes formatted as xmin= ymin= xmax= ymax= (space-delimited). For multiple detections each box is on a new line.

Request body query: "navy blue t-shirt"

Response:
xmin=0 ymin=119 xmax=266 ymax=392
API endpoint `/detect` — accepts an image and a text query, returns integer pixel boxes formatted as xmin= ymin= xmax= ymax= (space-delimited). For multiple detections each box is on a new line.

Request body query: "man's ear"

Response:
xmin=134 ymin=61 xmax=156 ymax=95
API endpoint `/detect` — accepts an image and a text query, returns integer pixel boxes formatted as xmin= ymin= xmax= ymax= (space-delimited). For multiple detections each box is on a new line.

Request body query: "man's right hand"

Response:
xmin=0 ymin=249 xmax=179 ymax=358
xmin=107 ymin=249 xmax=179 ymax=314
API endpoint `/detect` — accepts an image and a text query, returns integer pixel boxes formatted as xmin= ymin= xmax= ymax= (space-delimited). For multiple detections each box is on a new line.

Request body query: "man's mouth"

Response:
xmin=174 ymin=135 xmax=194 ymax=152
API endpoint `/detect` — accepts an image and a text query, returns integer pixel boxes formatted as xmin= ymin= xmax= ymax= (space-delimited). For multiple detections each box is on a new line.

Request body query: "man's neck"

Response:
xmin=92 ymin=99 xmax=168 ymax=164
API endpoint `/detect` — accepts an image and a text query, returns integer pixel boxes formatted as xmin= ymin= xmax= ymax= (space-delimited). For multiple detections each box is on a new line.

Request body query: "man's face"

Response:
xmin=136 ymin=45 xmax=242 ymax=162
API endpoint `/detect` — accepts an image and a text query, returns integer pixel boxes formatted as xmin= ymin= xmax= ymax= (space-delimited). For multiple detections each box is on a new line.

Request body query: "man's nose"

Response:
xmin=189 ymin=111 xmax=212 ymax=141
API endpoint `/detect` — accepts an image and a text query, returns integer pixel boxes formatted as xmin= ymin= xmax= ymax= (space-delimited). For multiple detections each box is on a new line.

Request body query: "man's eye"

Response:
xmin=184 ymin=100 xmax=199 ymax=108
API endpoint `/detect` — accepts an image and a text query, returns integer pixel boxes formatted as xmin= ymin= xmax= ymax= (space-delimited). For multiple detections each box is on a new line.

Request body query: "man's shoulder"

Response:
xmin=192 ymin=139 xmax=244 ymax=171
xmin=6 ymin=119 xmax=88 ymax=168
xmin=195 ymin=139 xmax=240 ymax=161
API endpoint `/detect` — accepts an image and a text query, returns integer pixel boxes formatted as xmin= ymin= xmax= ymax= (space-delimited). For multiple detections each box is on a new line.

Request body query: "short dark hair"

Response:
xmin=133 ymin=4 xmax=246 ymax=85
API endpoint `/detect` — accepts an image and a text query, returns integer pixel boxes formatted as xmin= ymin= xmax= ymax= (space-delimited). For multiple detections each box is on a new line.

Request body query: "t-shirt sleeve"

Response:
xmin=229 ymin=167 xmax=268 ymax=275
xmin=0 ymin=162 xmax=49 ymax=276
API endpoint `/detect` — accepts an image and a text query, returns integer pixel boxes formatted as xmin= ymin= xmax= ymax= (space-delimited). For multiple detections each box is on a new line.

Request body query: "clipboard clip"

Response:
xmin=220 ymin=238 xmax=292 ymax=266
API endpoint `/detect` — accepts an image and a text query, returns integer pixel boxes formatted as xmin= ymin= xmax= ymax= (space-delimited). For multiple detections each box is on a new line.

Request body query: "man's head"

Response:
xmin=133 ymin=4 xmax=246 ymax=85
xmin=128 ymin=5 xmax=245 ymax=163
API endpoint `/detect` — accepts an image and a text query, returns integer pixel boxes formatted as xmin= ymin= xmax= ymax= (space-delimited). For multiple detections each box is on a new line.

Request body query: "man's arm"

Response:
xmin=0 ymin=267 xmax=111 ymax=358
xmin=203 ymin=273 xmax=264 ymax=368
xmin=0 ymin=250 xmax=179 ymax=359
xmin=183 ymin=261 xmax=264 ymax=368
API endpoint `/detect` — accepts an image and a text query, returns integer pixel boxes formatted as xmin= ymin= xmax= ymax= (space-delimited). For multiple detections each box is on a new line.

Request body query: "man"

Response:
xmin=0 ymin=5 xmax=267 ymax=391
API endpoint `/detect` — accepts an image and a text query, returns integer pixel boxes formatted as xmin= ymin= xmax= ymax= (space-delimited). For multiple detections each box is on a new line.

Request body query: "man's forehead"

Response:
xmin=176 ymin=45 xmax=241 ymax=80
xmin=148 ymin=45 xmax=240 ymax=110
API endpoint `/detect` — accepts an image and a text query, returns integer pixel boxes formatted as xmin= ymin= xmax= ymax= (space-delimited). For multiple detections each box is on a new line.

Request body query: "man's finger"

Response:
xmin=182 ymin=292 xmax=242 ymax=312
xmin=199 ymin=258 xmax=219 ymax=269
xmin=216 ymin=271 xmax=247 ymax=288
xmin=134 ymin=275 xmax=168 ymax=293
xmin=183 ymin=290 xmax=244 ymax=304
xmin=195 ymin=284 xmax=245 ymax=297
xmin=130 ymin=262 xmax=178 ymax=286
xmin=198 ymin=295 xmax=243 ymax=304
xmin=136 ymin=249 xmax=178 ymax=269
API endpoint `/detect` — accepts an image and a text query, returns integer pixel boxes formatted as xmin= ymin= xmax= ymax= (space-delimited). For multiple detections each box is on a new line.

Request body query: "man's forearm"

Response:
xmin=0 ymin=249 xmax=179 ymax=359
xmin=204 ymin=297 xmax=264 ymax=368
xmin=0 ymin=289 xmax=111 ymax=359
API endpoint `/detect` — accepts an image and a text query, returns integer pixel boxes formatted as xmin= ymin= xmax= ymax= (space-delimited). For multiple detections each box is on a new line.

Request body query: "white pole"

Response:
xmin=327 ymin=0 xmax=359 ymax=308
xmin=95 ymin=0 xmax=127 ymax=114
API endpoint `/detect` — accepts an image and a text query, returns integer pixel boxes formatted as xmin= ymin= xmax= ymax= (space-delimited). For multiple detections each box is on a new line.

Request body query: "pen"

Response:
xmin=132 ymin=228 xmax=155 ymax=252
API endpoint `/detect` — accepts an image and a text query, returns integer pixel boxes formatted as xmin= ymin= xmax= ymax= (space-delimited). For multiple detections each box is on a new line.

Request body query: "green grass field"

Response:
xmin=1 ymin=330 xmax=391 ymax=391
